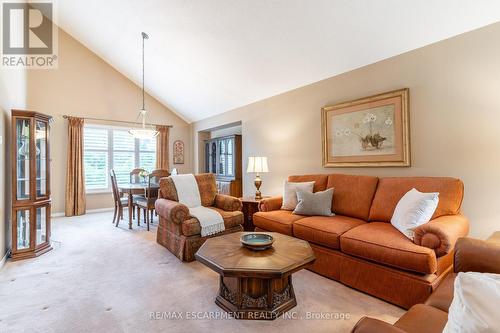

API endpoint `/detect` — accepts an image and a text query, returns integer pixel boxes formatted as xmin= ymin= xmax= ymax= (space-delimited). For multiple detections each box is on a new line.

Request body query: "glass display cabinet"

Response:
xmin=11 ymin=110 xmax=52 ymax=260
xmin=204 ymin=134 xmax=242 ymax=197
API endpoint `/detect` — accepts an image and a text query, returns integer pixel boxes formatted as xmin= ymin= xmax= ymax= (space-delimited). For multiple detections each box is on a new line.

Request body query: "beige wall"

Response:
xmin=26 ymin=29 xmax=192 ymax=214
xmin=210 ymin=125 xmax=242 ymax=138
xmin=193 ymin=22 xmax=500 ymax=239
xmin=0 ymin=69 xmax=27 ymax=260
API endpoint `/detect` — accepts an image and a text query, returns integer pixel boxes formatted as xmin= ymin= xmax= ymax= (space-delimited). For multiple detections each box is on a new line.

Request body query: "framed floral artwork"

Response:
xmin=173 ymin=140 xmax=185 ymax=164
xmin=322 ymin=88 xmax=410 ymax=167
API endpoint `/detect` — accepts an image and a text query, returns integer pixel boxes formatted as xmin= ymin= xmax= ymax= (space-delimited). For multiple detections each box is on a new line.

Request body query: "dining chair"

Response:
xmin=133 ymin=169 xmax=169 ymax=230
xmin=149 ymin=169 xmax=170 ymax=184
xmin=130 ymin=168 xmax=145 ymax=184
xmin=110 ymin=169 xmax=130 ymax=226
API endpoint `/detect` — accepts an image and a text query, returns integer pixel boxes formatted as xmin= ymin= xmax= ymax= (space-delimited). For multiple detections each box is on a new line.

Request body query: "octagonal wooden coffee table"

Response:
xmin=195 ymin=232 xmax=315 ymax=320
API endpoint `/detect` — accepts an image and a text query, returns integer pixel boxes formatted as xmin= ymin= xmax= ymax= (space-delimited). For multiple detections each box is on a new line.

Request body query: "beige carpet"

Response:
xmin=0 ymin=211 xmax=403 ymax=333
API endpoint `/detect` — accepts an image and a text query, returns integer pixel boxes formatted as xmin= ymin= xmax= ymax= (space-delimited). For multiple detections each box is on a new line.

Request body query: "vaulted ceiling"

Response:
xmin=58 ymin=1 xmax=500 ymax=123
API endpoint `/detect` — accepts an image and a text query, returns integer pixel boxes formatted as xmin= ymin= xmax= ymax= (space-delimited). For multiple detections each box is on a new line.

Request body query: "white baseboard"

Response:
xmin=0 ymin=251 xmax=8 ymax=271
xmin=51 ymin=207 xmax=116 ymax=218
xmin=87 ymin=207 xmax=115 ymax=214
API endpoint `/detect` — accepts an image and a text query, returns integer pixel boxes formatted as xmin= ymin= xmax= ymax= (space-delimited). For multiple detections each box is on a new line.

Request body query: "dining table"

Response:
xmin=118 ymin=182 xmax=160 ymax=229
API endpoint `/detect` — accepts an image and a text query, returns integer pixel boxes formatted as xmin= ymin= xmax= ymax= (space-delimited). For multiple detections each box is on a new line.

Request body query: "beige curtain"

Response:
xmin=156 ymin=125 xmax=170 ymax=170
xmin=65 ymin=116 xmax=86 ymax=216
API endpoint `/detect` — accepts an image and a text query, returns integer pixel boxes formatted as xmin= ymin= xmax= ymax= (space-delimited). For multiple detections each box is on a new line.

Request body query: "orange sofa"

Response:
xmin=253 ymin=174 xmax=469 ymax=309
xmin=351 ymin=233 xmax=500 ymax=333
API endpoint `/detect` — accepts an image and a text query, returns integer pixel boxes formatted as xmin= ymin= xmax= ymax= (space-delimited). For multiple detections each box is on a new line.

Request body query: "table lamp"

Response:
xmin=246 ymin=156 xmax=269 ymax=199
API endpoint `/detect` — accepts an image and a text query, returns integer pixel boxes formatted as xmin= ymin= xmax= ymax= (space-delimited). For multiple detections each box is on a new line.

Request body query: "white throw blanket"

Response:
xmin=170 ymin=174 xmax=225 ymax=237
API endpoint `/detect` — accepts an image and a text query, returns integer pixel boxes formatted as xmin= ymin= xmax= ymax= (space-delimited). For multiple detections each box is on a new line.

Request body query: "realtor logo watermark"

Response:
xmin=1 ymin=0 xmax=58 ymax=68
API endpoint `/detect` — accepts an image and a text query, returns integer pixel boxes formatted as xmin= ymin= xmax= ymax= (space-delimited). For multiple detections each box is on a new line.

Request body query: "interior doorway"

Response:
xmin=198 ymin=121 xmax=242 ymax=197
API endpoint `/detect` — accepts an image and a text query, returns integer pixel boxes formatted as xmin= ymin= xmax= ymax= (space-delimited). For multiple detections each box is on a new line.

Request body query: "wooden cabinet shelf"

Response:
xmin=204 ymin=134 xmax=242 ymax=197
xmin=11 ymin=109 xmax=52 ymax=261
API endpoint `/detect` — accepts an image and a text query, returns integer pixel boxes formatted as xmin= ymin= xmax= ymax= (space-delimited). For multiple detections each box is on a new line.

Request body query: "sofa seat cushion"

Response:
xmin=182 ymin=207 xmax=243 ymax=236
xmin=340 ymin=222 xmax=437 ymax=274
xmin=293 ymin=215 xmax=366 ymax=249
xmin=253 ymin=210 xmax=305 ymax=235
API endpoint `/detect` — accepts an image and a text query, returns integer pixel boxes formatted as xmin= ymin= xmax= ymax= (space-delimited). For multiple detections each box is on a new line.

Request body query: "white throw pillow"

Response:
xmin=443 ymin=272 xmax=500 ymax=333
xmin=390 ymin=188 xmax=439 ymax=239
xmin=281 ymin=181 xmax=315 ymax=210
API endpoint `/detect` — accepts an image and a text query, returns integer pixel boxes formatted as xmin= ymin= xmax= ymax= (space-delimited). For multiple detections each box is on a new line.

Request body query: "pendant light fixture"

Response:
xmin=129 ymin=32 xmax=159 ymax=139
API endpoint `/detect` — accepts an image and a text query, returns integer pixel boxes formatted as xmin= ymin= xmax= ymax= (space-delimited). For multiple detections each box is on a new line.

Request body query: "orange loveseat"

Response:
xmin=253 ymin=174 xmax=469 ymax=309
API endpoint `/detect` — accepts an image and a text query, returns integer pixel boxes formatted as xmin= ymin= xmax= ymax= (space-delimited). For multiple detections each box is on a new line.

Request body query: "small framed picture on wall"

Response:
xmin=173 ymin=140 xmax=185 ymax=164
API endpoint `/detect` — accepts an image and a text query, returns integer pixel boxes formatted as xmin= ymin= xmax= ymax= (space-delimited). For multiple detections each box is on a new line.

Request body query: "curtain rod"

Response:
xmin=62 ymin=115 xmax=173 ymax=128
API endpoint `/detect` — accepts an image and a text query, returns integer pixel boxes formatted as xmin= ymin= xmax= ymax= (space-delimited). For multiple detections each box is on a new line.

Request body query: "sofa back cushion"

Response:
xmin=195 ymin=173 xmax=218 ymax=206
xmin=159 ymin=177 xmax=178 ymax=201
xmin=159 ymin=173 xmax=217 ymax=207
xmin=288 ymin=174 xmax=328 ymax=192
xmin=326 ymin=174 xmax=379 ymax=220
xmin=369 ymin=177 xmax=464 ymax=222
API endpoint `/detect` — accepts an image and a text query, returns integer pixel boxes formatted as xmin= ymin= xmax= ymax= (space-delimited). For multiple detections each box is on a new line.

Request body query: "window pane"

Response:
xmin=139 ymin=137 xmax=156 ymax=151
xmin=113 ymin=151 xmax=135 ymax=184
xmin=16 ymin=210 xmax=30 ymax=249
xmin=140 ymin=152 xmax=156 ymax=172
xmin=16 ymin=118 xmax=30 ymax=200
xmin=84 ymin=151 xmax=108 ymax=189
xmin=84 ymin=128 xmax=108 ymax=150
xmin=36 ymin=206 xmax=47 ymax=245
xmin=227 ymin=156 xmax=233 ymax=176
xmin=114 ymin=130 xmax=135 ymax=151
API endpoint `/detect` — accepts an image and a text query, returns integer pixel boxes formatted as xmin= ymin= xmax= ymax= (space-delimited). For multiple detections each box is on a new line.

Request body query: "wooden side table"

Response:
xmin=239 ymin=196 xmax=270 ymax=231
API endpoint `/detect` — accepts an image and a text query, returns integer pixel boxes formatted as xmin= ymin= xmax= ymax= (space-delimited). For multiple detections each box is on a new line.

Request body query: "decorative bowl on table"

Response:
xmin=240 ymin=233 xmax=274 ymax=251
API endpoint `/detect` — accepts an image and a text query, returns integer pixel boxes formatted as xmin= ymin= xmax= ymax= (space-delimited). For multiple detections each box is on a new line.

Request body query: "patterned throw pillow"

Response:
xmin=293 ymin=188 xmax=334 ymax=216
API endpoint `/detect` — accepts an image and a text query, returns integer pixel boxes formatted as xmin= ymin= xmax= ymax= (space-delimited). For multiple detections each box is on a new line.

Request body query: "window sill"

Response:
xmin=86 ymin=190 xmax=112 ymax=195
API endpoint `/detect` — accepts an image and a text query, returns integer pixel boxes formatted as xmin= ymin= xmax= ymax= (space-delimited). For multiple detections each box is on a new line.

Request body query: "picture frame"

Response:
xmin=322 ymin=88 xmax=410 ymax=167
xmin=173 ymin=140 xmax=185 ymax=164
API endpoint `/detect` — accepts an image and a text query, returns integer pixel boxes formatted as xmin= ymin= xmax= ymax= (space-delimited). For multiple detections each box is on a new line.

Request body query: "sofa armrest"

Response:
xmin=413 ymin=214 xmax=469 ymax=257
xmin=214 ymin=194 xmax=242 ymax=212
xmin=454 ymin=236 xmax=500 ymax=274
xmin=351 ymin=317 xmax=407 ymax=333
xmin=258 ymin=196 xmax=283 ymax=212
xmin=155 ymin=198 xmax=189 ymax=224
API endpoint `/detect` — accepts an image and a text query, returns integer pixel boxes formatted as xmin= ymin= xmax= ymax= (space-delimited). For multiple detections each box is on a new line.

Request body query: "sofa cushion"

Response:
xmin=288 ymin=174 xmax=328 ymax=192
xmin=159 ymin=173 xmax=217 ymax=207
xmin=182 ymin=207 xmax=243 ymax=236
xmin=394 ymin=304 xmax=448 ymax=333
xmin=293 ymin=215 xmax=365 ymax=249
xmin=340 ymin=222 xmax=437 ymax=274
xmin=253 ymin=210 xmax=305 ymax=235
xmin=369 ymin=177 xmax=464 ymax=222
xmin=281 ymin=181 xmax=315 ymax=210
xmin=293 ymin=188 xmax=334 ymax=217
xmin=195 ymin=173 xmax=218 ymax=207
xmin=326 ymin=174 xmax=379 ymax=220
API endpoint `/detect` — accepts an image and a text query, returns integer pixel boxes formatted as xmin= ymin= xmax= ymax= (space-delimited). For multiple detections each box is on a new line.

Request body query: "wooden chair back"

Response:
xmin=145 ymin=169 xmax=170 ymax=199
xmin=110 ymin=169 xmax=122 ymax=207
xmin=130 ymin=168 xmax=145 ymax=183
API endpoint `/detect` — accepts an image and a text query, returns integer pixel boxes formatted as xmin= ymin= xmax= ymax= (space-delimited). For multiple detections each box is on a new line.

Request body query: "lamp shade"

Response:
xmin=247 ymin=156 xmax=269 ymax=173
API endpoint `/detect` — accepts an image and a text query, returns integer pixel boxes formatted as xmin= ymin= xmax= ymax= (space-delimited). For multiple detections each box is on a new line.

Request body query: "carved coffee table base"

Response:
xmin=216 ymin=275 xmax=296 ymax=320
xmin=195 ymin=232 xmax=315 ymax=321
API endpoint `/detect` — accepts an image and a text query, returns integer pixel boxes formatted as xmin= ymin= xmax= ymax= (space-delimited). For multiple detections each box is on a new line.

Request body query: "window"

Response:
xmin=84 ymin=127 xmax=109 ymax=190
xmin=83 ymin=125 xmax=157 ymax=192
